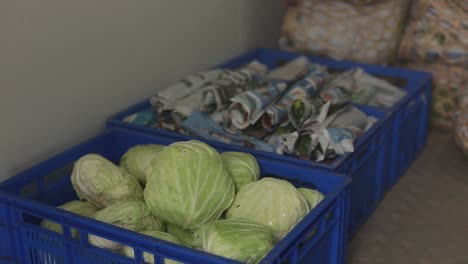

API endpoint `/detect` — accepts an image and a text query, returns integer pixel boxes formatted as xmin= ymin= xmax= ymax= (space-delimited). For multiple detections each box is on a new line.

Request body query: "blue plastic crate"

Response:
xmin=0 ymin=128 xmax=350 ymax=264
xmin=107 ymin=48 xmax=430 ymax=236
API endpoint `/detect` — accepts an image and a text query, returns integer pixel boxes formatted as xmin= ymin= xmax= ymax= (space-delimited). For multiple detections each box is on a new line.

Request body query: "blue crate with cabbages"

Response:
xmin=0 ymin=128 xmax=350 ymax=264
xmin=107 ymin=48 xmax=432 ymax=237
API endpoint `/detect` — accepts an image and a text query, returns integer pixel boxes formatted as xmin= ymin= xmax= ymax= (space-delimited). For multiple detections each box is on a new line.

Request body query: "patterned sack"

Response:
xmin=454 ymin=86 xmax=468 ymax=157
xmin=279 ymin=0 xmax=410 ymax=65
xmin=342 ymin=0 xmax=385 ymax=4
xmin=399 ymin=0 xmax=468 ymax=67
xmin=403 ymin=63 xmax=468 ymax=130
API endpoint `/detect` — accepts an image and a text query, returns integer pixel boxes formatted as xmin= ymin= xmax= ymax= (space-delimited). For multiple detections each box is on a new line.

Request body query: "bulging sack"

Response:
xmin=399 ymin=0 xmax=468 ymax=67
xmin=454 ymin=86 xmax=468 ymax=158
xmin=402 ymin=63 xmax=467 ymax=130
xmin=279 ymin=0 xmax=410 ymax=65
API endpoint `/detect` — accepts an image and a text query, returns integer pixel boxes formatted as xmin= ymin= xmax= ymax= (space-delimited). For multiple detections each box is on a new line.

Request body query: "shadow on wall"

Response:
xmin=239 ymin=0 xmax=285 ymax=49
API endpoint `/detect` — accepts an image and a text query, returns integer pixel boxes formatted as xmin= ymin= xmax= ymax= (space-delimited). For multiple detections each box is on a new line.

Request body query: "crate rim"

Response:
xmin=0 ymin=128 xmax=351 ymax=189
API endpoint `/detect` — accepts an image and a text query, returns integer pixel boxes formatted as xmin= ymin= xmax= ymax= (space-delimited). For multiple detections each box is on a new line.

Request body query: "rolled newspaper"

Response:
xmin=275 ymin=106 xmax=325 ymax=160
xmin=267 ymin=56 xmax=311 ymax=81
xmin=150 ymin=69 xmax=223 ymax=113
xmin=328 ymin=105 xmax=370 ymax=130
xmin=351 ymin=69 xmax=406 ymax=109
xmin=323 ymin=106 xmax=377 ymax=155
xmin=321 ymin=68 xmax=406 ymax=109
xmin=288 ymin=97 xmax=327 ymax=129
xmin=284 ymin=72 xmax=355 ymax=129
xmin=261 ymin=64 xmax=329 ymax=130
xmin=319 ymin=72 xmax=354 ymax=105
xmin=182 ymin=111 xmax=275 ymax=153
xmin=168 ymin=61 xmax=268 ymax=128
xmin=266 ymin=124 xmax=299 ymax=155
xmin=199 ymin=69 xmax=260 ymax=113
xmin=123 ymin=110 xmax=158 ymax=128
xmin=288 ymin=105 xmax=371 ymax=161
xmin=228 ymin=82 xmax=288 ymax=130
xmin=295 ymin=130 xmax=321 ymax=160
xmin=325 ymin=127 xmax=362 ymax=155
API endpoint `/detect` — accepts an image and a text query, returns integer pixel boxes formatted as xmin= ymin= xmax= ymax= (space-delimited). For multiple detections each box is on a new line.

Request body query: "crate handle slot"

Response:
xmin=41 ymin=163 xmax=74 ymax=190
xmin=375 ymin=130 xmax=385 ymax=146
xmin=341 ymin=161 xmax=353 ymax=174
xmin=356 ymin=145 xmax=371 ymax=165
xmin=154 ymin=255 xmax=165 ymax=264
xmin=20 ymin=181 xmax=39 ymax=197
xmin=406 ymin=99 xmax=417 ymax=110
xmin=325 ymin=212 xmax=334 ymax=222
xmin=0 ymin=256 xmax=14 ymax=263
xmin=298 ymin=225 xmax=318 ymax=248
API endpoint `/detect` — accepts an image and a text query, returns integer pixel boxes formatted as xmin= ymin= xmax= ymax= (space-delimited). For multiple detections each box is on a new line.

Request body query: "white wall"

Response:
xmin=0 ymin=0 xmax=284 ymax=181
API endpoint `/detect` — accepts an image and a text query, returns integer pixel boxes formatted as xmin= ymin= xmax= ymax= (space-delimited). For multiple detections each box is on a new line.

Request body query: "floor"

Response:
xmin=347 ymin=130 xmax=468 ymax=264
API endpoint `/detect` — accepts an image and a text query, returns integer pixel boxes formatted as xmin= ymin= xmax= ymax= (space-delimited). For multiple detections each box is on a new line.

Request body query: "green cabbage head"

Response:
xmin=71 ymin=154 xmax=143 ymax=209
xmin=220 ymin=152 xmax=260 ymax=192
xmin=40 ymin=200 xmax=97 ymax=239
xmin=166 ymin=223 xmax=196 ymax=248
xmin=120 ymin=144 xmax=164 ymax=184
xmin=195 ymin=219 xmax=277 ymax=264
xmin=144 ymin=140 xmax=235 ymax=230
xmin=122 ymin=231 xmax=181 ymax=264
xmin=297 ymin=188 xmax=325 ymax=210
xmin=226 ymin=177 xmax=309 ymax=239
xmin=89 ymin=200 xmax=164 ymax=251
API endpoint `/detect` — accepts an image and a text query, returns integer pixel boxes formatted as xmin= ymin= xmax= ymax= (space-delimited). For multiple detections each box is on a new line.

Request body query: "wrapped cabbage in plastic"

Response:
xmin=71 ymin=154 xmax=143 ymax=209
xmin=40 ymin=200 xmax=97 ymax=239
xmin=297 ymin=188 xmax=325 ymax=211
xmin=89 ymin=200 xmax=164 ymax=251
xmin=120 ymin=144 xmax=165 ymax=184
xmin=166 ymin=223 xmax=196 ymax=248
xmin=226 ymin=178 xmax=309 ymax=239
xmin=220 ymin=152 xmax=260 ymax=192
xmin=195 ymin=219 xmax=277 ymax=264
xmin=122 ymin=231 xmax=181 ymax=264
xmin=144 ymin=140 xmax=235 ymax=230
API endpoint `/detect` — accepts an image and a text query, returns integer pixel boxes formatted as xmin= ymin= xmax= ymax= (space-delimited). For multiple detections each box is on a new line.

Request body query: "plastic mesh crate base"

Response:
xmin=0 ymin=128 xmax=350 ymax=264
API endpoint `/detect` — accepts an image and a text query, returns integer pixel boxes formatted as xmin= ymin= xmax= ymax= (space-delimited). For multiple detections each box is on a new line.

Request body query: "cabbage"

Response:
xmin=220 ymin=152 xmax=260 ymax=192
xmin=166 ymin=223 xmax=196 ymax=248
xmin=297 ymin=188 xmax=325 ymax=210
xmin=226 ymin=177 xmax=309 ymax=239
xmin=71 ymin=154 xmax=143 ymax=209
xmin=89 ymin=200 xmax=164 ymax=251
xmin=195 ymin=219 xmax=277 ymax=264
xmin=122 ymin=231 xmax=181 ymax=264
xmin=120 ymin=144 xmax=164 ymax=184
xmin=40 ymin=200 xmax=97 ymax=239
xmin=144 ymin=140 xmax=235 ymax=230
